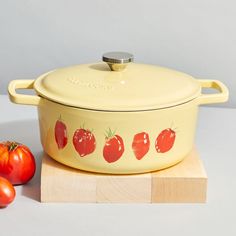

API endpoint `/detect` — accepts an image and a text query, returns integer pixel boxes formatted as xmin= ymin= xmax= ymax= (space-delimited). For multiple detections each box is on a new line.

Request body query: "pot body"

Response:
xmin=8 ymin=78 xmax=228 ymax=174
xmin=37 ymin=98 xmax=198 ymax=174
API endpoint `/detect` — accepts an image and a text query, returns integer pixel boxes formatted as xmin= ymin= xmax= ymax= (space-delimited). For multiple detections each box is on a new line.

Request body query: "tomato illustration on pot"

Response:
xmin=155 ymin=128 xmax=176 ymax=153
xmin=73 ymin=125 xmax=96 ymax=157
xmin=55 ymin=115 xmax=68 ymax=149
xmin=132 ymin=132 xmax=150 ymax=160
xmin=103 ymin=128 xmax=124 ymax=163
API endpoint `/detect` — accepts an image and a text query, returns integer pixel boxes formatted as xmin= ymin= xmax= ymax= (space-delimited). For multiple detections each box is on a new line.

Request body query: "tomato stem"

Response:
xmin=8 ymin=142 xmax=18 ymax=151
xmin=105 ymin=127 xmax=116 ymax=139
xmin=80 ymin=122 xmax=85 ymax=130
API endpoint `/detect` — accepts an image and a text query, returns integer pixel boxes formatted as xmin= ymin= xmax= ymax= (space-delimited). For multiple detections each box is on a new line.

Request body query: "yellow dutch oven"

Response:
xmin=8 ymin=52 xmax=229 ymax=174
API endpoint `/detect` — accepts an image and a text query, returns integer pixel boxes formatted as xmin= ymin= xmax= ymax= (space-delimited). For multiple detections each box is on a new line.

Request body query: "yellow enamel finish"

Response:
xmin=38 ymin=98 xmax=198 ymax=174
xmin=8 ymin=80 xmax=41 ymax=106
xmin=196 ymin=79 xmax=229 ymax=104
xmin=7 ymin=67 xmax=229 ymax=174
xmin=8 ymin=77 xmax=229 ymax=109
xmin=33 ymin=63 xmax=201 ymax=111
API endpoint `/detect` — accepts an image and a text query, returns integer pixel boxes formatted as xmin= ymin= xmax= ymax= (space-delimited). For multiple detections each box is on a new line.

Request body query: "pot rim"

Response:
xmin=8 ymin=78 xmax=228 ymax=112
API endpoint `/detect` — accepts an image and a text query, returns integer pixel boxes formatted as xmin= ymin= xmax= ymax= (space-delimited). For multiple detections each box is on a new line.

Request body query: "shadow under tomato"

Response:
xmin=0 ymin=119 xmax=42 ymax=202
xmin=21 ymin=150 xmax=43 ymax=202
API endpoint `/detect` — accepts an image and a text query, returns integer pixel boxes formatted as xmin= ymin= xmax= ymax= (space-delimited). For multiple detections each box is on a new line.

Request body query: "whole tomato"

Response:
xmin=0 ymin=176 xmax=15 ymax=208
xmin=132 ymin=132 xmax=150 ymax=160
xmin=0 ymin=141 xmax=36 ymax=185
xmin=55 ymin=116 xmax=68 ymax=149
xmin=155 ymin=128 xmax=176 ymax=153
xmin=103 ymin=128 xmax=124 ymax=163
xmin=73 ymin=128 xmax=96 ymax=157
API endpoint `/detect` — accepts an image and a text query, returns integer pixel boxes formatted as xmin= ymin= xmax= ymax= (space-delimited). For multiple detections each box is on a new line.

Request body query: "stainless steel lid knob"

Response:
xmin=102 ymin=52 xmax=134 ymax=71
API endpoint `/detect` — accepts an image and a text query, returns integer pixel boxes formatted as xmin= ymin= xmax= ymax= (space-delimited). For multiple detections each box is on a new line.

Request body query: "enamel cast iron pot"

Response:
xmin=8 ymin=52 xmax=229 ymax=174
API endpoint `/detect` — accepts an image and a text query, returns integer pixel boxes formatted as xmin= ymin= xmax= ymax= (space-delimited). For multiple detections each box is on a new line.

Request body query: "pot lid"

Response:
xmin=34 ymin=52 xmax=201 ymax=111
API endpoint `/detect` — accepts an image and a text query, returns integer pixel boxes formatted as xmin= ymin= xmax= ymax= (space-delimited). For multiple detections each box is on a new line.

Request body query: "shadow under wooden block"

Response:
xmin=40 ymin=148 xmax=207 ymax=203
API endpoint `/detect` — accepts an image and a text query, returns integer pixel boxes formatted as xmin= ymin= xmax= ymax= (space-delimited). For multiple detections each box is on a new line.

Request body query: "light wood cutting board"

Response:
xmin=41 ymin=148 xmax=207 ymax=203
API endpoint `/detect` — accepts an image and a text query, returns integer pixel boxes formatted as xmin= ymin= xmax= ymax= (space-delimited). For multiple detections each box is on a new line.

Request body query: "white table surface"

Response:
xmin=0 ymin=95 xmax=235 ymax=236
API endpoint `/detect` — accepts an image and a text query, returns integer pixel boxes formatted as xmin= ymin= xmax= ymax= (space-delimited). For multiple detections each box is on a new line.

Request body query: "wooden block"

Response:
xmin=41 ymin=155 xmax=97 ymax=202
xmin=96 ymin=174 xmax=151 ymax=203
xmin=151 ymin=149 xmax=207 ymax=203
xmin=40 ymin=148 xmax=207 ymax=203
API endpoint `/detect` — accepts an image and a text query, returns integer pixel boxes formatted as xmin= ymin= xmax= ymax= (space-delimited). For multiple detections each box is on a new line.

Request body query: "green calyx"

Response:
xmin=80 ymin=122 xmax=86 ymax=130
xmin=6 ymin=141 xmax=19 ymax=151
xmin=58 ymin=114 xmax=64 ymax=122
xmin=79 ymin=123 xmax=94 ymax=133
xmin=105 ymin=127 xmax=116 ymax=139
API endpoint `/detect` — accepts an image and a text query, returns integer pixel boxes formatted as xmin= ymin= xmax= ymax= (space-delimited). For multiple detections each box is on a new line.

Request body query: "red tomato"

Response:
xmin=55 ymin=117 xmax=68 ymax=149
xmin=73 ymin=129 xmax=96 ymax=157
xmin=0 ymin=141 xmax=36 ymax=185
xmin=132 ymin=132 xmax=150 ymax=160
xmin=103 ymin=129 xmax=124 ymax=163
xmin=0 ymin=176 xmax=15 ymax=208
xmin=155 ymin=128 xmax=176 ymax=153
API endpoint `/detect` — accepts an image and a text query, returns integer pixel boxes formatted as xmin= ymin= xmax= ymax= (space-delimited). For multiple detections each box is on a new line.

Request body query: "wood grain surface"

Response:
xmin=41 ymin=148 xmax=207 ymax=203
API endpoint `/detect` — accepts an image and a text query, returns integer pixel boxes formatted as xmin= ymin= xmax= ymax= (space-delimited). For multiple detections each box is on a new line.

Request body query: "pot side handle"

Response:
xmin=8 ymin=80 xmax=41 ymax=106
xmin=196 ymin=79 xmax=229 ymax=105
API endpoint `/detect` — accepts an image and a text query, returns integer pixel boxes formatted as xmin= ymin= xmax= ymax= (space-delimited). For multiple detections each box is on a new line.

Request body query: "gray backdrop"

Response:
xmin=0 ymin=0 xmax=235 ymax=108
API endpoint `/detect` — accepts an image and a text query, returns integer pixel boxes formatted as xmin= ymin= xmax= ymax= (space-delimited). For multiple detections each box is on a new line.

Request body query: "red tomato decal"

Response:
xmin=132 ymin=132 xmax=150 ymax=160
xmin=155 ymin=128 xmax=176 ymax=153
xmin=55 ymin=117 xmax=68 ymax=149
xmin=103 ymin=129 xmax=124 ymax=163
xmin=73 ymin=128 xmax=96 ymax=157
